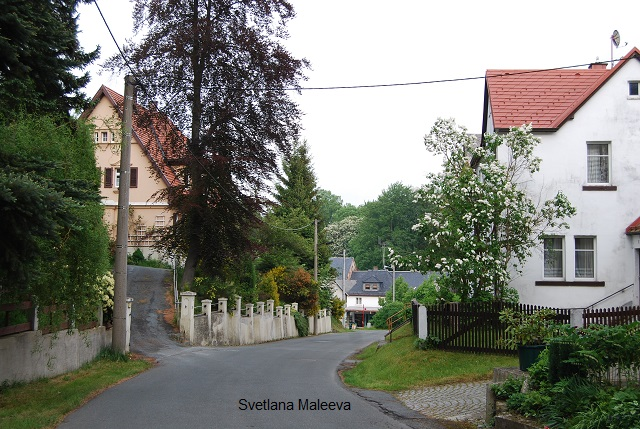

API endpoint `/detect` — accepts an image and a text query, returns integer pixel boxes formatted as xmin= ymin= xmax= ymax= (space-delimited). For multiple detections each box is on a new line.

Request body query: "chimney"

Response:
xmin=588 ymin=62 xmax=608 ymax=70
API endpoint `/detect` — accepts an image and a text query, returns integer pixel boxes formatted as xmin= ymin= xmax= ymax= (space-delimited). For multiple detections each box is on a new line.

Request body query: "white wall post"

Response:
xmin=284 ymin=304 xmax=291 ymax=316
xmin=257 ymin=302 xmax=265 ymax=315
xmin=180 ymin=291 xmax=196 ymax=344
xmin=418 ymin=304 xmax=428 ymax=340
xmin=267 ymin=300 xmax=274 ymax=315
xmin=246 ymin=304 xmax=254 ymax=319
xmin=202 ymin=299 xmax=212 ymax=332
xmin=218 ymin=297 xmax=227 ymax=313
xmin=235 ymin=297 xmax=242 ymax=316
xmin=125 ymin=297 xmax=134 ymax=352
xmin=292 ymin=303 xmax=298 ymax=312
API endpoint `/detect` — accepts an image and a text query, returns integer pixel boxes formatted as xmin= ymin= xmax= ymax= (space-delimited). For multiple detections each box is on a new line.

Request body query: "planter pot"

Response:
xmin=517 ymin=344 xmax=546 ymax=371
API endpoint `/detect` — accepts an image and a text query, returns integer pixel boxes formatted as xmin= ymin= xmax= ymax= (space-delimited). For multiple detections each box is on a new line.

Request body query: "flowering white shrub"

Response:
xmin=392 ymin=119 xmax=575 ymax=302
xmin=95 ymin=272 xmax=115 ymax=311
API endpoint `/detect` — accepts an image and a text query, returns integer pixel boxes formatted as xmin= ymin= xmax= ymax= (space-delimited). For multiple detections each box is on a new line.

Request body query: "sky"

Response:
xmin=77 ymin=1 xmax=640 ymax=206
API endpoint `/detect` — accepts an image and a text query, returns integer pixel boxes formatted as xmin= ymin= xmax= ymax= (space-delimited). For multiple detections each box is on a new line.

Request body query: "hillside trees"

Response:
xmin=349 ymin=182 xmax=430 ymax=270
xmin=0 ymin=1 xmax=98 ymax=120
xmin=109 ymin=0 xmax=307 ymax=288
xmin=393 ymin=119 xmax=575 ymax=302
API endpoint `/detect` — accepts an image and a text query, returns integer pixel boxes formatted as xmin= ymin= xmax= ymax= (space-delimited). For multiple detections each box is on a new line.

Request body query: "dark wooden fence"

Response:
xmin=425 ymin=302 xmax=570 ymax=355
xmin=1 ymin=301 xmax=99 ymax=337
xmin=583 ymin=306 xmax=640 ymax=327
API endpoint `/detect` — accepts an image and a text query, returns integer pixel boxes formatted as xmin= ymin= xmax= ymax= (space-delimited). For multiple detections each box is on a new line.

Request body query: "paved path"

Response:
xmin=396 ymin=381 xmax=487 ymax=424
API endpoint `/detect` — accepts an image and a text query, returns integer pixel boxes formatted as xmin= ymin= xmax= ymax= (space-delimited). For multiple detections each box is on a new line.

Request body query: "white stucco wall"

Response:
xmin=493 ymin=60 xmax=640 ymax=308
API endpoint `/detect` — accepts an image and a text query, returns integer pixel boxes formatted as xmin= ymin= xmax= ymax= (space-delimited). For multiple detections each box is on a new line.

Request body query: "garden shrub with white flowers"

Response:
xmin=391 ymin=119 xmax=575 ymax=302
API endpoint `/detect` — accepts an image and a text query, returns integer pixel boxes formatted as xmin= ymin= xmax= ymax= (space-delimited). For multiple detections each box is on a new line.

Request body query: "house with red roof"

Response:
xmin=482 ymin=47 xmax=640 ymax=309
xmin=81 ymin=85 xmax=186 ymax=259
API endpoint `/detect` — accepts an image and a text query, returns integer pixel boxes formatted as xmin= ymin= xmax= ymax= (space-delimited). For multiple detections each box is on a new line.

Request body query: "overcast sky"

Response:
xmin=78 ymin=1 xmax=640 ymax=206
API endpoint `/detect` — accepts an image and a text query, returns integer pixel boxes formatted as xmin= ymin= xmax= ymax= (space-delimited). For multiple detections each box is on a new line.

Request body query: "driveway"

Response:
xmin=58 ymin=267 xmax=443 ymax=429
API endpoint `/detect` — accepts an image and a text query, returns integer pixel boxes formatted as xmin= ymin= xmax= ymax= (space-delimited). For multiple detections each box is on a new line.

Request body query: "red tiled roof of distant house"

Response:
xmin=486 ymin=47 xmax=640 ymax=131
xmin=83 ymin=85 xmax=186 ymax=187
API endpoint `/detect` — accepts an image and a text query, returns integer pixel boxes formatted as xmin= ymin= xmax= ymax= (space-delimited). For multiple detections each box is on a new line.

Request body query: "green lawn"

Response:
xmin=342 ymin=324 xmax=518 ymax=391
xmin=0 ymin=351 xmax=151 ymax=429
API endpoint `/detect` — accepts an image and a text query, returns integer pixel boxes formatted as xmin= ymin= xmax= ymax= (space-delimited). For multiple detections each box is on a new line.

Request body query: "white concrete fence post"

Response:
xmin=257 ymin=302 xmax=265 ymax=315
xmin=125 ymin=297 xmax=134 ymax=352
xmin=284 ymin=304 xmax=291 ymax=316
xmin=418 ymin=304 xmax=428 ymax=340
xmin=180 ymin=291 xmax=196 ymax=344
xmin=292 ymin=303 xmax=298 ymax=312
xmin=202 ymin=299 xmax=212 ymax=331
xmin=267 ymin=300 xmax=274 ymax=315
xmin=246 ymin=304 xmax=254 ymax=319
xmin=218 ymin=297 xmax=227 ymax=313
xmin=235 ymin=297 xmax=242 ymax=316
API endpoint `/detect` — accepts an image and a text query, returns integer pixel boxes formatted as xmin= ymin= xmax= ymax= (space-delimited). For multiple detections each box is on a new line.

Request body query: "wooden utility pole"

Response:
xmin=112 ymin=75 xmax=135 ymax=353
xmin=314 ymin=219 xmax=318 ymax=282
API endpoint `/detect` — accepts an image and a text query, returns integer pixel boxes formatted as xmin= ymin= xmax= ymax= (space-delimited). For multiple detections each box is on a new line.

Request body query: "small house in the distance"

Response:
xmin=330 ymin=257 xmax=434 ymax=327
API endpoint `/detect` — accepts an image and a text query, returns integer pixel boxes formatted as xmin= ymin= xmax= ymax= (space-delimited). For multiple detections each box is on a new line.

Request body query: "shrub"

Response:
xmin=293 ymin=310 xmax=309 ymax=337
xmin=414 ymin=336 xmax=441 ymax=350
xmin=370 ymin=301 xmax=405 ymax=329
xmin=492 ymin=376 xmax=525 ymax=400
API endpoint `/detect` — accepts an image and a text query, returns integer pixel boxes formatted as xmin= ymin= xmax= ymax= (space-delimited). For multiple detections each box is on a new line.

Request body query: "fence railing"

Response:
xmin=1 ymin=301 xmax=100 ymax=337
xmin=583 ymin=305 xmax=640 ymax=327
xmin=424 ymin=302 xmax=570 ymax=355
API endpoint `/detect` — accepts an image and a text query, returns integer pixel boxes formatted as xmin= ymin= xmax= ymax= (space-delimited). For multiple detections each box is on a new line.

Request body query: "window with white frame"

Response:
xmin=356 ymin=297 xmax=362 ymax=304
xmin=575 ymin=237 xmax=595 ymax=279
xmin=101 ymin=131 xmax=109 ymax=142
xmin=363 ymin=283 xmax=379 ymax=291
xmin=94 ymin=132 xmax=99 ymax=143
xmin=155 ymin=215 xmax=165 ymax=228
xmin=543 ymin=237 xmax=564 ymax=278
xmin=586 ymin=142 xmax=610 ymax=184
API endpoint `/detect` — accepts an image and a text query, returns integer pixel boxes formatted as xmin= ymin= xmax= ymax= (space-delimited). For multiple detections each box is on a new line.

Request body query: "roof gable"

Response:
xmin=486 ymin=47 xmax=640 ymax=131
xmin=82 ymin=85 xmax=187 ymax=187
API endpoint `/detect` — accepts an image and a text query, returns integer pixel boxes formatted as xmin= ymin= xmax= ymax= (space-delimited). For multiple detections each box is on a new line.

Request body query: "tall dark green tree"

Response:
xmin=349 ymin=182 xmax=430 ymax=270
xmin=109 ymin=0 xmax=307 ymax=287
xmin=0 ymin=1 xmax=98 ymax=119
xmin=257 ymin=140 xmax=329 ymax=272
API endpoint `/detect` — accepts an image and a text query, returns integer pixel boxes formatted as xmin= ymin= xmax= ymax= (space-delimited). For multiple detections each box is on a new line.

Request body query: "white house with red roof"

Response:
xmin=483 ymin=47 xmax=640 ymax=309
xmin=81 ymin=85 xmax=186 ymax=259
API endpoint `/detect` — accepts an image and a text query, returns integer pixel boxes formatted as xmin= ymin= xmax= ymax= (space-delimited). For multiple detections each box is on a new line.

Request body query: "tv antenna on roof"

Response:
xmin=610 ymin=30 xmax=627 ymax=67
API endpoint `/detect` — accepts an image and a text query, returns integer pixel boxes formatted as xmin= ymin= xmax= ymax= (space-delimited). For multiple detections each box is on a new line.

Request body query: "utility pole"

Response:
xmin=112 ymin=75 xmax=135 ymax=353
xmin=313 ymin=219 xmax=318 ymax=282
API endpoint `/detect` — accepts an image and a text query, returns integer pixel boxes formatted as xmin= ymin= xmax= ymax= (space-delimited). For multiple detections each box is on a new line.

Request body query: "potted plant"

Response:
xmin=499 ymin=308 xmax=558 ymax=371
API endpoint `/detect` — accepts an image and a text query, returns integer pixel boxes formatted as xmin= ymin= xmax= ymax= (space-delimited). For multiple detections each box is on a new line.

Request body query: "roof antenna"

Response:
xmin=610 ymin=30 xmax=628 ymax=68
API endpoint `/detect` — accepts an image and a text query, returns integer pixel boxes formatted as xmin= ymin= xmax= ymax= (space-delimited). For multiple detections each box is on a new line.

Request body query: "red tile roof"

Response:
xmin=626 ymin=216 xmax=640 ymax=235
xmin=82 ymin=85 xmax=186 ymax=187
xmin=486 ymin=47 xmax=640 ymax=131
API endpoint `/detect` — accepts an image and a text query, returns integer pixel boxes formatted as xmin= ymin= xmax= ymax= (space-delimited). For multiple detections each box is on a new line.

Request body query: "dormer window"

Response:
xmin=629 ymin=81 xmax=639 ymax=97
xmin=363 ymin=283 xmax=379 ymax=291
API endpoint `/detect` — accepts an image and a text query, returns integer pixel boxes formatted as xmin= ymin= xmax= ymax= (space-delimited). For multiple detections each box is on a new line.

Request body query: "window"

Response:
xmin=629 ymin=81 xmax=639 ymax=97
xmin=363 ymin=283 xmax=379 ymax=291
xmin=101 ymin=131 xmax=109 ymax=142
xmin=107 ymin=167 xmax=138 ymax=188
xmin=155 ymin=216 xmax=165 ymax=228
xmin=575 ymin=237 xmax=595 ymax=279
xmin=104 ymin=167 xmax=113 ymax=188
xmin=356 ymin=298 xmax=362 ymax=305
xmin=94 ymin=132 xmax=99 ymax=143
xmin=543 ymin=237 xmax=564 ymax=278
xmin=587 ymin=143 xmax=610 ymax=184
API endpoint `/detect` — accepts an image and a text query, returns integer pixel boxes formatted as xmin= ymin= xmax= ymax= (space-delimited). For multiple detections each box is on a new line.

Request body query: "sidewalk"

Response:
xmin=395 ymin=381 xmax=488 ymax=424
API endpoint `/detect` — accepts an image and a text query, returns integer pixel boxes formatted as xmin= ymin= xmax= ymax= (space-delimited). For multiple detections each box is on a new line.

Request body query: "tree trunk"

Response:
xmin=180 ymin=238 xmax=201 ymax=290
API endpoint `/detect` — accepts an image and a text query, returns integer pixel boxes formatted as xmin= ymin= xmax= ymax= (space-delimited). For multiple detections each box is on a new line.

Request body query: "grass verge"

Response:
xmin=342 ymin=324 xmax=518 ymax=391
xmin=0 ymin=349 xmax=152 ymax=429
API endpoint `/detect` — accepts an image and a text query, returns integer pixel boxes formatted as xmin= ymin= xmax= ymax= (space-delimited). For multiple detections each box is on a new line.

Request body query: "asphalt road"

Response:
xmin=58 ymin=267 xmax=442 ymax=429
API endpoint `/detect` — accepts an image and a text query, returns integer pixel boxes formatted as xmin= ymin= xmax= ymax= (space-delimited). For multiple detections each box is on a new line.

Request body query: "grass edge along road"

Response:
xmin=342 ymin=324 xmax=518 ymax=391
xmin=0 ymin=349 xmax=152 ymax=429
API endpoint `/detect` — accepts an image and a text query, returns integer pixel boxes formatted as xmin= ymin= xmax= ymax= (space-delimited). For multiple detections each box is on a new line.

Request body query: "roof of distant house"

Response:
xmin=485 ymin=47 xmax=640 ymax=131
xmin=348 ymin=269 xmax=434 ymax=297
xmin=81 ymin=85 xmax=187 ymax=187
